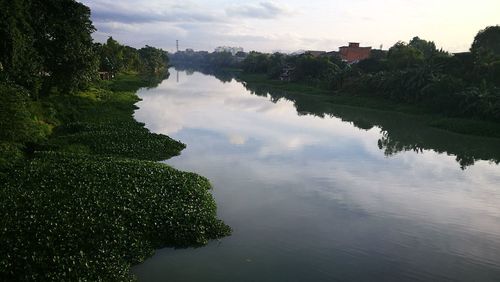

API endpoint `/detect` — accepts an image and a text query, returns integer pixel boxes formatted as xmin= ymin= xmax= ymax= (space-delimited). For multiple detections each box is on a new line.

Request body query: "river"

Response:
xmin=132 ymin=68 xmax=500 ymax=281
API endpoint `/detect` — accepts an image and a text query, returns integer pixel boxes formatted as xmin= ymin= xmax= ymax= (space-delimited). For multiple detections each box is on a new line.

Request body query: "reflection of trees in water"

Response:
xmin=172 ymin=65 xmax=234 ymax=83
xmin=240 ymin=79 xmax=500 ymax=169
xmin=144 ymin=71 xmax=170 ymax=88
xmin=377 ymin=131 xmax=488 ymax=169
xmin=378 ymin=132 xmax=424 ymax=156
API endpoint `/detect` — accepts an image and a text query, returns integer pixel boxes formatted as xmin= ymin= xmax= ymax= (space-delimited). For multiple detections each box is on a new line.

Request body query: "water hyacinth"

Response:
xmin=0 ymin=73 xmax=231 ymax=281
xmin=0 ymin=152 xmax=230 ymax=281
xmin=46 ymin=121 xmax=186 ymax=161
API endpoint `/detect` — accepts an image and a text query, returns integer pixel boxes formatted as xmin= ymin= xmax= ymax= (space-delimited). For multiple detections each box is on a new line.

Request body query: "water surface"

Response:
xmin=133 ymin=69 xmax=500 ymax=282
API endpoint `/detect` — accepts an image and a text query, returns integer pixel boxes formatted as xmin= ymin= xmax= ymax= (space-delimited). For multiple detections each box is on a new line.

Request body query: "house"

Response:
xmin=214 ymin=46 xmax=244 ymax=55
xmin=339 ymin=43 xmax=371 ymax=63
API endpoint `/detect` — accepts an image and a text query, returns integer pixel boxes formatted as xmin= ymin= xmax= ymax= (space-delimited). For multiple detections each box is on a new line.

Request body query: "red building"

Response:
xmin=339 ymin=43 xmax=371 ymax=63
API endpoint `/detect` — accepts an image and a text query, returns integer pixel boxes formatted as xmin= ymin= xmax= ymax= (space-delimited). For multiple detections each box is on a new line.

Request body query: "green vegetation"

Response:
xmin=1 ymin=1 xmax=230 ymax=280
xmin=95 ymin=37 xmax=170 ymax=77
xmin=239 ymin=72 xmax=500 ymax=139
xmin=231 ymin=26 xmax=500 ymax=137
xmin=242 ymin=80 xmax=500 ymax=169
xmin=0 ymin=152 xmax=230 ymax=281
xmin=0 ymin=71 xmax=231 ymax=281
xmin=171 ymin=49 xmax=247 ymax=70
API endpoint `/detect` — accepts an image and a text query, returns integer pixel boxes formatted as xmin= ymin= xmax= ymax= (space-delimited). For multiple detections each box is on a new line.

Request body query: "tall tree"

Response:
xmin=471 ymin=26 xmax=500 ymax=66
xmin=387 ymin=42 xmax=424 ymax=69
xmin=30 ymin=0 xmax=97 ymax=93
xmin=0 ymin=0 xmax=42 ymax=95
xmin=471 ymin=26 xmax=500 ymax=85
xmin=409 ymin=36 xmax=438 ymax=59
xmin=138 ymin=46 xmax=169 ymax=75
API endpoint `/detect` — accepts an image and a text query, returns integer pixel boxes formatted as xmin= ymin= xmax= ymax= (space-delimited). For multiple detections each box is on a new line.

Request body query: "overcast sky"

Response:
xmin=80 ymin=0 xmax=500 ymax=53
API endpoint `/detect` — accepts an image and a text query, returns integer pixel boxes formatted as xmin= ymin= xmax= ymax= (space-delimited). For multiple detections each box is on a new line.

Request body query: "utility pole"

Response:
xmin=176 ymin=40 xmax=179 ymax=52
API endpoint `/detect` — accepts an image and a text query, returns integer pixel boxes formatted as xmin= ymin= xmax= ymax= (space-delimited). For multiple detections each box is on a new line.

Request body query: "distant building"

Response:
xmin=339 ymin=43 xmax=371 ymax=63
xmin=214 ymin=46 xmax=244 ymax=55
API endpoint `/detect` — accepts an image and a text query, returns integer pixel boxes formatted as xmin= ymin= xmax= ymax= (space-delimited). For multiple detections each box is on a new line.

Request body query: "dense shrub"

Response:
xmin=0 ymin=83 xmax=43 ymax=143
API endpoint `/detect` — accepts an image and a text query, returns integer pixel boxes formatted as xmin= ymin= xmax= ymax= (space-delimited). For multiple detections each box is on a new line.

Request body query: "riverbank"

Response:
xmin=237 ymin=73 xmax=500 ymax=139
xmin=0 ymin=73 xmax=230 ymax=281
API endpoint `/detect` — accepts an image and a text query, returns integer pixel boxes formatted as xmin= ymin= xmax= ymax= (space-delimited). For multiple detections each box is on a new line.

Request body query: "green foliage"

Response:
xmin=1 ymin=1 xmax=231 ymax=280
xmin=471 ymin=26 xmax=500 ymax=66
xmin=387 ymin=42 xmax=425 ymax=69
xmin=171 ymin=50 xmax=245 ymax=71
xmin=238 ymin=27 xmax=500 ymax=123
xmin=1 ymin=71 xmax=231 ymax=280
xmin=242 ymin=52 xmax=271 ymax=73
xmin=0 ymin=83 xmax=41 ymax=143
xmin=0 ymin=0 xmax=42 ymax=94
xmin=0 ymin=82 xmax=52 ymax=170
xmin=95 ymin=37 xmax=143 ymax=74
xmin=0 ymin=141 xmax=24 ymax=173
xmin=471 ymin=26 xmax=500 ymax=86
xmin=41 ymin=73 xmax=185 ymax=161
xmin=138 ymin=46 xmax=169 ymax=75
xmin=30 ymin=0 xmax=98 ymax=93
xmin=290 ymin=55 xmax=341 ymax=83
xmin=0 ymin=0 xmax=98 ymax=95
xmin=408 ymin=36 xmax=444 ymax=59
xmin=356 ymin=58 xmax=388 ymax=73
xmin=47 ymin=122 xmax=185 ymax=161
xmin=0 ymin=152 xmax=231 ymax=281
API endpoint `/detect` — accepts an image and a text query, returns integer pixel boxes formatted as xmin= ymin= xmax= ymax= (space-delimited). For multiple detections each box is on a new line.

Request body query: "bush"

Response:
xmin=0 ymin=83 xmax=44 ymax=143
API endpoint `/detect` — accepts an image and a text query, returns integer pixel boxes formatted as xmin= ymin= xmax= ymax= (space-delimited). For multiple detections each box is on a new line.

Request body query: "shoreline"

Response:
xmin=0 ymin=72 xmax=230 ymax=281
xmin=236 ymin=73 xmax=500 ymax=139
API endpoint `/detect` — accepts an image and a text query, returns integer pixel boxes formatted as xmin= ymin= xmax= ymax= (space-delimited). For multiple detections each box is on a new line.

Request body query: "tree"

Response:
xmin=387 ymin=42 xmax=424 ymax=69
xmin=138 ymin=46 xmax=169 ymax=74
xmin=471 ymin=26 xmax=500 ymax=85
xmin=409 ymin=36 xmax=439 ymax=59
xmin=0 ymin=0 xmax=42 ymax=95
xmin=267 ymin=52 xmax=286 ymax=79
xmin=471 ymin=26 xmax=500 ymax=66
xmin=242 ymin=52 xmax=270 ymax=73
xmin=30 ymin=0 xmax=98 ymax=93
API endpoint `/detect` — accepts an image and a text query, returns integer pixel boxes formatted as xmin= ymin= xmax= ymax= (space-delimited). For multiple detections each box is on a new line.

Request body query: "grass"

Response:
xmin=0 ymin=72 xmax=231 ymax=281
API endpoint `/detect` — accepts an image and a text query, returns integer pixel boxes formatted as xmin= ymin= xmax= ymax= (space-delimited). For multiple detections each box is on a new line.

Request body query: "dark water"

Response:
xmin=133 ymin=69 xmax=500 ymax=282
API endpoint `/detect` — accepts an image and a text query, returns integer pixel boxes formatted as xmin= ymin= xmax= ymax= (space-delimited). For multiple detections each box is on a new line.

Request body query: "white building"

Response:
xmin=214 ymin=46 xmax=244 ymax=55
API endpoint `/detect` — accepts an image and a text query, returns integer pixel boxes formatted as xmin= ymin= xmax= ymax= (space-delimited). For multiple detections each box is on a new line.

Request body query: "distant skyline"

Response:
xmin=80 ymin=0 xmax=500 ymax=53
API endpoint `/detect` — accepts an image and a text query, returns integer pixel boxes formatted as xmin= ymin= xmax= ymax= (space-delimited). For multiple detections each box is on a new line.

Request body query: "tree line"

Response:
xmin=0 ymin=0 xmax=170 ymax=170
xmin=0 ymin=0 xmax=169 ymax=97
xmin=238 ymin=27 xmax=500 ymax=122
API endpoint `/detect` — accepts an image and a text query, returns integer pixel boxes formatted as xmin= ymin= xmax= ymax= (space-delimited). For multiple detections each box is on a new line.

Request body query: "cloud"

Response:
xmin=80 ymin=0 xmax=499 ymax=53
xmin=86 ymin=1 xmax=225 ymax=24
xmin=93 ymin=9 xmax=223 ymax=24
xmin=226 ymin=2 xmax=290 ymax=19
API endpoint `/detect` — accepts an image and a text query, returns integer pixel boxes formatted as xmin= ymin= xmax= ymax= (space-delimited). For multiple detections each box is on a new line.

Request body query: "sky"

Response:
xmin=80 ymin=0 xmax=500 ymax=53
